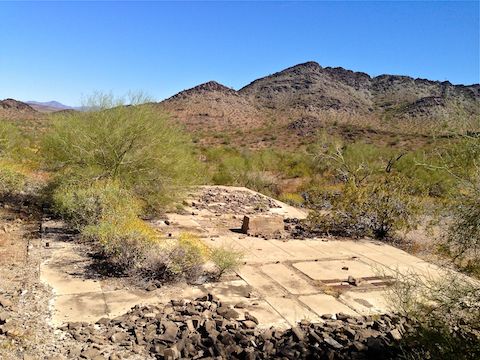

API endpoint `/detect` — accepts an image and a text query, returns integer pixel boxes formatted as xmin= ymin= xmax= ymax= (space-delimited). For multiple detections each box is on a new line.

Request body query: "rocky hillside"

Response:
xmin=159 ymin=62 xmax=480 ymax=133
xmin=0 ymin=98 xmax=39 ymax=120
xmin=159 ymin=81 xmax=269 ymax=132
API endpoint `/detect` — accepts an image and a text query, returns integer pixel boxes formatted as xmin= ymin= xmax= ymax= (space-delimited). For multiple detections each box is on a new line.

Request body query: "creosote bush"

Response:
xmin=83 ymin=217 xmax=158 ymax=270
xmin=51 ymin=180 xmax=243 ymax=280
xmin=52 ymin=179 xmax=160 ymax=270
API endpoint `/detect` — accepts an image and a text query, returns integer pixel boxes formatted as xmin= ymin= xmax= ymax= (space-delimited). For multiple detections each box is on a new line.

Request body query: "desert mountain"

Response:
xmin=26 ymin=100 xmax=73 ymax=113
xmin=159 ymin=62 xmax=480 ymax=133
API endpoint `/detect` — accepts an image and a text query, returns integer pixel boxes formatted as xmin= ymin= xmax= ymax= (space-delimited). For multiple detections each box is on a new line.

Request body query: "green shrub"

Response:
xmin=210 ymin=245 xmax=244 ymax=279
xmin=0 ymin=163 xmax=26 ymax=197
xmin=0 ymin=122 xmax=24 ymax=158
xmin=42 ymin=95 xmax=202 ymax=210
xmin=306 ymin=176 xmax=420 ymax=240
xmin=167 ymin=232 xmax=210 ymax=277
xmin=387 ymin=272 xmax=480 ymax=359
xmin=312 ymin=139 xmax=395 ymax=186
xmin=443 ymin=187 xmax=480 ymax=273
xmin=83 ymin=217 xmax=159 ymax=270
xmin=52 ymin=180 xmax=141 ymax=230
xmin=0 ymin=123 xmax=28 ymax=197
xmin=278 ymin=192 xmax=305 ymax=207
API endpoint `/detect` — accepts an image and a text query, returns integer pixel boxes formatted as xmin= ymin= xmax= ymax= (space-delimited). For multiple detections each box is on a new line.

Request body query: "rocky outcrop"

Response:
xmin=166 ymin=81 xmax=237 ymax=101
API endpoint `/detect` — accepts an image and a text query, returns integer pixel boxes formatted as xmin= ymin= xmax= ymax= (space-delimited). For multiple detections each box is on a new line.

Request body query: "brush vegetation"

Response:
xmin=0 ymin=122 xmax=28 ymax=197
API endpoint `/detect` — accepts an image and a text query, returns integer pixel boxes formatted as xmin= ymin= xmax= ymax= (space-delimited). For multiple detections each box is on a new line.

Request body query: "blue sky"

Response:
xmin=1 ymin=1 xmax=479 ymax=106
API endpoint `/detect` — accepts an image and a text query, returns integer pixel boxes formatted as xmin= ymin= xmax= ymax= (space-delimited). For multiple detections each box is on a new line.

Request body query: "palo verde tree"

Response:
xmin=42 ymin=93 xmax=202 ymax=210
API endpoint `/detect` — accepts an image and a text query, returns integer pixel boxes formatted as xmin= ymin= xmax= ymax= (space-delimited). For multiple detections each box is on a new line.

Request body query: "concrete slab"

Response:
xmin=302 ymin=240 xmax=359 ymax=258
xmin=339 ymin=290 xmax=390 ymax=315
xmin=203 ymin=279 xmax=254 ymax=299
xmin=41 ymin=186 xmax=461 ymax=330
xmin=237 ymin=265 xmax=287 ymax=297
xmin=41 ymin=259 xmax=103 ymax=296
xmin=235 ymin=237 xmax=292 ymax=263
xmin=340 ymin=290 xmax=394 ymax=315
xmin=299 ymin=294 xmax=359 ymax=317
xmin=53 ymin=293 xmax=107 ymax=325
xmin=268 ymin=240 xmax=330 ymax=260
xmin=104 ymin=290 xmax=159 ymax=319
xmin=265 ymin=297 xmax=321 ymax=325
xmin=245 ymin=300 xmax=290 ymax=329
xmin=293 ymin=259 xmax=378 ymax=282
xmin=261 ymin=263 xmax=318 ymax=295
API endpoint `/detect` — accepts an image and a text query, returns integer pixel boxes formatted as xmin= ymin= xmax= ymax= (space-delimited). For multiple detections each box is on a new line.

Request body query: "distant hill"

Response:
xmin=158 ymin=62 xmax=480 ymax=138
xmin=26 ymin=100 xmax=73 ymax=113
xmin=0 ymin=98 xmax=39 ymax=120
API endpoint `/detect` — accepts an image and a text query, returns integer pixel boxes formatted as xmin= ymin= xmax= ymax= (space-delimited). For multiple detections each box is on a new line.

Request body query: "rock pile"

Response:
xmin=63 ymin=294 xmax=411 ymax=360
xmin=192 ymin=188 xmax=280 ymax=215
xmin=284 ymin=218 xmax=317 ymax=239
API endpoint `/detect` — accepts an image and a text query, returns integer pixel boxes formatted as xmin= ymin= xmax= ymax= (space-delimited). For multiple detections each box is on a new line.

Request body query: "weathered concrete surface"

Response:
xmin=41 ymin=186 xmax=453 ymax=328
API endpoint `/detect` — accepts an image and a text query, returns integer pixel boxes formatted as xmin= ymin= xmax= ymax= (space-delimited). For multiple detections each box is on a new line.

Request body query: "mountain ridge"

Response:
xmin=158 ymin=61 xmax=479 ymax=135
xmin=26 ymin=100 xmax=73 ymax=113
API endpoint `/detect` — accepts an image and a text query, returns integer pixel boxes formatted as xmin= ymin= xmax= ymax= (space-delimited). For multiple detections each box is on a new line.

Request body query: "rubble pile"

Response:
xmin=64 ymin=295 xmax=411 ymax=360
xmin=191 ymin=188 xmax=281 ymax=215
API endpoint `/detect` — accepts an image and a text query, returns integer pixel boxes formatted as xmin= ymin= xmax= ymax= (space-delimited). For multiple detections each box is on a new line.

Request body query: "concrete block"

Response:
xmin=241 ymin=215 xmax=284 ymax=237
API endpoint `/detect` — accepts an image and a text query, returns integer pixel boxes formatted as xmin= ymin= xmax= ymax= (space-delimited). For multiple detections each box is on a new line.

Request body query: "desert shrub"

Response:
xmin=83 ymin=217 xmax=159 ymax=270
xmin=52 ymin=180 xmax=141 ymax=230
xmin=167 ymin=233 xmax=211 ymax=277
xmin=442 ymin=182 xmax=480 ymax=274
xmin=427 ymin=135 xmax=480 ymax=273
xmin=42 ymin=94 xmax=201 ymax=210
xmin=207 ymin=148 xmax=280 ymax=195
xmin=51 ymin=179 xmax=159 ymax=271
xmin=0 ymin=122 xmax=24 ymax=158
xmin=307 ymin=137 xmax=421 ymax=239
xmin=387 ymin=272 xmax=480 ymax=359
xmin=306 ymin=176 xmax=420 ymax=240
xmin=278 ymin=192 xmax=305 ymax=207
xmin=210 ymin=245 xmax=244 ymax=279
xmin=445 ymin=190 xmax=480 ymax=259
xmin=0 ymin=123 xmax=28 ymax=197
xmin=0 ymin=163 xmax=26 ymax=197
xmin=312 ymin=139 xmax=395 ymax=185
xmin=205 ymin=147 xmax=312 ymax=196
